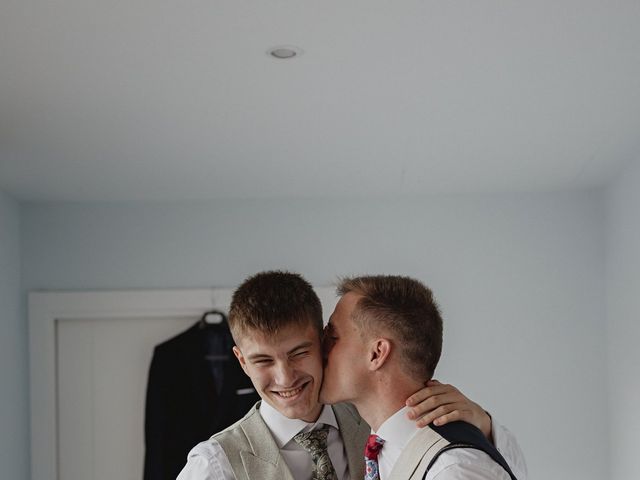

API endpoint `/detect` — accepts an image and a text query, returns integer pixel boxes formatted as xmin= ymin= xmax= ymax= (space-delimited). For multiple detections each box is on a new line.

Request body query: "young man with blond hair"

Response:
xmin=320 ymin=275 xmax=527 ymax=480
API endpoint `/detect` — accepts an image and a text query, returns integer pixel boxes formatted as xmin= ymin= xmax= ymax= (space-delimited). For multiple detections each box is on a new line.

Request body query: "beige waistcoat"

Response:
xmin=213 ymin=401 xmax=370 ymax=480
xmin=387 ymin=427 xmax=457 ymax=480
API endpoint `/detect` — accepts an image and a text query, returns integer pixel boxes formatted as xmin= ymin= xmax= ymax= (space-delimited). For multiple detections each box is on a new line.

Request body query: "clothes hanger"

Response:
xmin=198 ymin=309 xmax=228 ymax=329
xmin=198 ymin=309 xmax=232 ymax=361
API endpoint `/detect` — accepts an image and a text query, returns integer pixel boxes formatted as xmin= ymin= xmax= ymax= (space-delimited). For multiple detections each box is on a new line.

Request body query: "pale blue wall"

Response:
xmin=21 ymin=191 xmax=607 ymax=480
xmin=0 ymin=189 xmax=27 ymax=479
xmin=606 ymin=157 xmax=640 ymax=480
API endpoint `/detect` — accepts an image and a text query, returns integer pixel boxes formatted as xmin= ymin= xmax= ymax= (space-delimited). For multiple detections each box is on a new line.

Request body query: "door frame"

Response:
xmin=29 ymin=288 xmax=230 ymax=480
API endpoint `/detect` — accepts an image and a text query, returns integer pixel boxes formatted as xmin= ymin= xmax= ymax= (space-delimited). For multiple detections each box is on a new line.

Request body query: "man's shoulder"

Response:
xmin=418 ymin=422 xmax=516 ymax=480
xmin=178 ymin=438 xmax=235 ymax=480
xmin=211 ymin=401 xmax=262 ymax=443
xmin=185 ymin=438 xmax=222 ymax=461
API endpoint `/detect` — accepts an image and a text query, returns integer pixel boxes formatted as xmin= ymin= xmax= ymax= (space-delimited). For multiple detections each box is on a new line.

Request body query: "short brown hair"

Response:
xmin=229 ymin=271 xmax=323 ymax=342
xmin=337 ymin=275 xmax=443 ymax=381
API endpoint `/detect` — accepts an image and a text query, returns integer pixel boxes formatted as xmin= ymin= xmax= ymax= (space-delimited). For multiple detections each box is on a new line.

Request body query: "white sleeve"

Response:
xmin=491 ymin=418 xmax=529 ymax=480
xmin=176 ymin=439 xmax=236 ymax=480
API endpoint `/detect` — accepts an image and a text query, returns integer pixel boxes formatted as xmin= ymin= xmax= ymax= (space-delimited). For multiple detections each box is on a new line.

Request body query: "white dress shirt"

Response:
xmin=177 ymin=403 xmax=528 ymax=480
xmin=375 ymin=407 xmax=527 ymax=480
xmin=176 ymin=401 xmax=350 ymax=480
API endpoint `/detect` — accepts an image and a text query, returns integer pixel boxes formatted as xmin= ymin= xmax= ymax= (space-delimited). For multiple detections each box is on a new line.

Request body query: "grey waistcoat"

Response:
xmin=213 ymin=401 xmax=370 ymax=480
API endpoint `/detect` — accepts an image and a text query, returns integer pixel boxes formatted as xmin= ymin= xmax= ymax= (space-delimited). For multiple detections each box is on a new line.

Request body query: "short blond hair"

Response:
xmin=338 ymin=275 xmax=443 ymax=381
xmin=229 ymin=271 xmax=323 ymax=342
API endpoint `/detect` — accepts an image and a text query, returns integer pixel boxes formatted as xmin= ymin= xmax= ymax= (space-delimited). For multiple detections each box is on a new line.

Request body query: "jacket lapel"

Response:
xmin=239 ymin=403 xmax=295 ymax=480
xmin=333 ymin=404 xmax=371 ymax=480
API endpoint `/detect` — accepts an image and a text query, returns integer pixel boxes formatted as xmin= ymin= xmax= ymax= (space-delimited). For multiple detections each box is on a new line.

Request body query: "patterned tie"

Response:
xmin=293 ymin=425 xmax=338 ymax=480
xmin=364 ymin=434 xmax=385 ymax=480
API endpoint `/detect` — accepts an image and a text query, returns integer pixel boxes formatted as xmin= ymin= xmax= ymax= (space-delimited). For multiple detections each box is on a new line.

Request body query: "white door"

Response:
xmin=57 ymin=315 xmax=197 ymax=480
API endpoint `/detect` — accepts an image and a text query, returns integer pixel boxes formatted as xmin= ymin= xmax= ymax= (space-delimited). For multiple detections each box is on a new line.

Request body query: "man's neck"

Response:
xmin=304 ymin=402 xmax=324 ymax=423
xmin=357 ymin=398 xmax=406 ymax=432
xmin=355 ymin=377 xmax=421 ymax=431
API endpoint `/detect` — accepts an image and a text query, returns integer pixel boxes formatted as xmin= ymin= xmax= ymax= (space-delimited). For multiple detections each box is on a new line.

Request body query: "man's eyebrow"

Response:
xmin=245 ymin=341 xmax=313 ymax=361
xmin=246 ymin=353 xmax=272 ymax=361
xmin=287 ymin=341 xmax=313 ymax=355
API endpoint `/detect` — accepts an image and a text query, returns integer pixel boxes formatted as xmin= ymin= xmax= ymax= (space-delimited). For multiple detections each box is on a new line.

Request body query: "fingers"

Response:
xmin=408 ymin=399 xmax=470 ymax=422
xmin=405 ymin=383 xmax=460 ymax=406
xmin=411 ymin=404 xmax=470 ymax=428
xmin=405 ymin=380 xmax=492 ymax=435
xmin=421 ymin=410 xmax=465 ymax=428
xmin=406 ymin=392 xmax=461 ymax=419
xmin=410 ymin=404 xmax=492 ymax=439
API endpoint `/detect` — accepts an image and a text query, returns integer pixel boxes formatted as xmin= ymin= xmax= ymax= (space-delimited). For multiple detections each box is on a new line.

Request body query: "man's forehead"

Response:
xmin=237 ymin=322 xmax=319 ymax=350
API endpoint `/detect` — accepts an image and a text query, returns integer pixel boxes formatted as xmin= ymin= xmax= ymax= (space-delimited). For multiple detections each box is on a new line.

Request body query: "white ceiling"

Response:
xmin=1 ymin=1 xmax=639 ymax=201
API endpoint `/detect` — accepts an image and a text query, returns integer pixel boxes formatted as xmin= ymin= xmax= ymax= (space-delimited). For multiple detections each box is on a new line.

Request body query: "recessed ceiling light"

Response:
xmin=267 ymin=46 xmax=303 ymax=59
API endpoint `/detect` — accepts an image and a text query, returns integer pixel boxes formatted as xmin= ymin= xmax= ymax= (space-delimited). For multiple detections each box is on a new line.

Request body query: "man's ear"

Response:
xmin=368 ymin=338 xmax=392 ymax=371
xmin=232 ymin=345 xmax=249 ymax=375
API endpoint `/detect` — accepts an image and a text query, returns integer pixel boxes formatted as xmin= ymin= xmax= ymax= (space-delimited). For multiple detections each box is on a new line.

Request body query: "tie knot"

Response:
xmin=293 ymin=425 xmax=331 ymax=460
xmin=365 ymin=434 xmax=385 ymax=460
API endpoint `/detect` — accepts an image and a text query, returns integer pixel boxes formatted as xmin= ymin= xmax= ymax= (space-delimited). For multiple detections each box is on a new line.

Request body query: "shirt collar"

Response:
xmin=374 ymin=406 xmax=420 ymax=461
xmin=258 ymin=401 xmax=340 ymax=448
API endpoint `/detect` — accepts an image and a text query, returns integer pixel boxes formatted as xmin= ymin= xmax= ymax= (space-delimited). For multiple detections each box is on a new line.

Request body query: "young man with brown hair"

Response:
xmin=320 ymin=275 xmax=527 ymax=480
xmin=178 ymin=271 xmax=525 ymax=480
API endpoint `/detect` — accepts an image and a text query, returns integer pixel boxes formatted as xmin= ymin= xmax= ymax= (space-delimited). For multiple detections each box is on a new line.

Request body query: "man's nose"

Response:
xmin=274 ymin=361 xmax=296 ymax=386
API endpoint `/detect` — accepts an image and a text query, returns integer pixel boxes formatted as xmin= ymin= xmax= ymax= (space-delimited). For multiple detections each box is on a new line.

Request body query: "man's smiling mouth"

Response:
xmin=274 ymin=381 xmax=309 ymax=399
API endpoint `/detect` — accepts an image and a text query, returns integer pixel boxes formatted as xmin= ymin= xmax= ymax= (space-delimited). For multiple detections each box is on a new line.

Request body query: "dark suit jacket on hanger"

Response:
xmin=143 ymin=321 xmax=259 ymax=480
